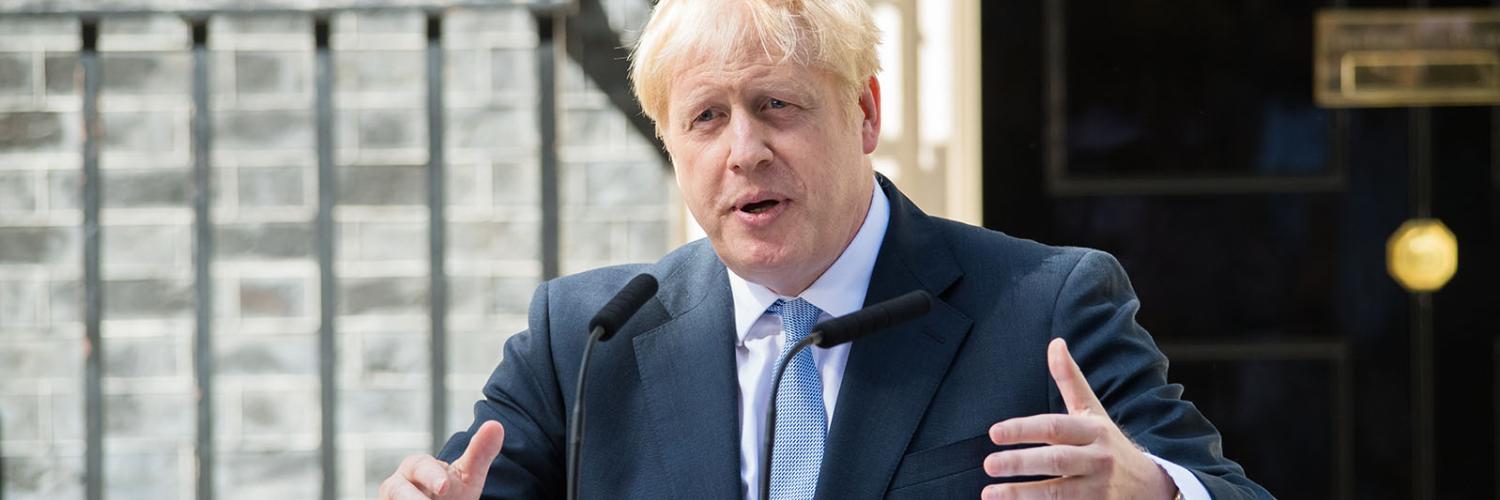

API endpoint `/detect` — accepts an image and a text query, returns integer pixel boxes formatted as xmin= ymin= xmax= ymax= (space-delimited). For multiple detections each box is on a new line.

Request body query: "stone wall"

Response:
xmin=0 ymin=2 xmax=670 ymax=499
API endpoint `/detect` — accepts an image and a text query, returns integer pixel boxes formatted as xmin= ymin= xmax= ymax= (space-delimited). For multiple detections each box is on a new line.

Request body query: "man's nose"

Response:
xmin=726 ymin=115 xmax=773 ymax=172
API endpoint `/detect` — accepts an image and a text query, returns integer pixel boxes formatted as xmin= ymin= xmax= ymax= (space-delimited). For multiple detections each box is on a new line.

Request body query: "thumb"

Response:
xmin=449 ymin=420 xmax=505 ymax=485
xmin=1048 ymin=338 xmax=1105 ymax=415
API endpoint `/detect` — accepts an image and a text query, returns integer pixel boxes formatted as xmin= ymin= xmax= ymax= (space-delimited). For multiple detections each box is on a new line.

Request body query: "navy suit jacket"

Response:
xmin=439 ymin=177 xmax=1272 ymax=499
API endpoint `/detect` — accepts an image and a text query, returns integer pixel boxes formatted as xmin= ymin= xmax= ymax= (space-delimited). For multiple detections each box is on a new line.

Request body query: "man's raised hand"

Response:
xmin=981 ymin=339 xmax=1177 ymax=500
xmin=379 ymin=420 xmax=505 ymax=500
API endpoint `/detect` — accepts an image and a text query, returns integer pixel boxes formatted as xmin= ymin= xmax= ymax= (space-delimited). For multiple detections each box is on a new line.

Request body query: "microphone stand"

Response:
xmin=759 ymin=332 xmax=824 ymax=500
xmin=567 ymin=325 xmax=607 ymax=500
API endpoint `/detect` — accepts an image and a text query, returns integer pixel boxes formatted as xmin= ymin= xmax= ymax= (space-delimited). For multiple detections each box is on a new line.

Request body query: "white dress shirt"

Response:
xmin=727 ymin=178 xmax=1209 ymax=500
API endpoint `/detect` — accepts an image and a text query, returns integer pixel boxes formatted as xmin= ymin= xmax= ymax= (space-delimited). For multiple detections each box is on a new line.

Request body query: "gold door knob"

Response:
xmin=1386 ymin=218 xmax=1459 ymax=293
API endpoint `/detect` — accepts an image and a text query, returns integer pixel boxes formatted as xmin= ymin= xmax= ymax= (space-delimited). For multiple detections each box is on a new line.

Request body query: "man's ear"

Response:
xmin=858 ymin=75 xmax=882 ymax=155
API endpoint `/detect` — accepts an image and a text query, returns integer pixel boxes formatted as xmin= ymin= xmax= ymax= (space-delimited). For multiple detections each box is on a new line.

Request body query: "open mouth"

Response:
xmin=739 ymin=199 xmax=781 ymax=214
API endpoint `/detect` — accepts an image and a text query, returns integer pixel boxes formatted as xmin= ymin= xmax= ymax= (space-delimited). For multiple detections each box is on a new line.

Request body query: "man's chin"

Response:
xmin=714 ymin=240 xmax=796 ymax=277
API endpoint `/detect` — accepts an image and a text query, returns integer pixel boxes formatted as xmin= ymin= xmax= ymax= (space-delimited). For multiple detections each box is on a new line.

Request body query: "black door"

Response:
xmin=981 ymin=1 xmax=1499 ymax=499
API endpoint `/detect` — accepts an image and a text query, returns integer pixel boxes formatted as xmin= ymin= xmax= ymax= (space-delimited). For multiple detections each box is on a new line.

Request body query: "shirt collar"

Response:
xmin=727 ymin=177 xmax=891 ymax=345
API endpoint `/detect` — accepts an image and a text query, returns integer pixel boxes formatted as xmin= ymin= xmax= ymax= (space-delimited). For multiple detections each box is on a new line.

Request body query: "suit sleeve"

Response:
xmin=1050 ymin=249 xmax=1274 ymax=500
xmin=437 ymin=280 xmax=567 ymax=499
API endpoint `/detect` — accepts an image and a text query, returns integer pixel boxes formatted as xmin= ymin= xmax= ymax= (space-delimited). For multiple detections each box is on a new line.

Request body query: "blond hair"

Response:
xmin=629 ymin=0 xmax=881 ymax=134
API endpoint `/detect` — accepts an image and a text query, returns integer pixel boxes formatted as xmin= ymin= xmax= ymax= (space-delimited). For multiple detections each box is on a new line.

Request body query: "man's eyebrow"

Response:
xmin=749 ymin=80 xmax=817 ymax=99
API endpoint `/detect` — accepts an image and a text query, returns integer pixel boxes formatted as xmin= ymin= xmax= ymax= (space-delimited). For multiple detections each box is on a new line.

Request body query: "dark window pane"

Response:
xmin=1062 ymin=1 xmax=1334 ymax=178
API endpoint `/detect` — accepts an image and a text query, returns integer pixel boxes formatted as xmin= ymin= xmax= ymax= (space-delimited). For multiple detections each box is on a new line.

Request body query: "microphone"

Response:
xmin=568 ymin=273 xmax=658 ymax=500
xmin=758 ymin=290 xmax=933 ymax=500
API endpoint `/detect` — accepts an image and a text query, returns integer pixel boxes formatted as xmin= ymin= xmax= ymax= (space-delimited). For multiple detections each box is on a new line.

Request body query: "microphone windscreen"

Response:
xmin=815 ymin=290 xmax=932 ymax=348
xmin=587 ymin=273 xmax=659 ymax=341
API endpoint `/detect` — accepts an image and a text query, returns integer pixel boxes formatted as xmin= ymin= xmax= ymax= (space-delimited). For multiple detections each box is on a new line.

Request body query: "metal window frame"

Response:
xmin=1042 ymin=0 xmax=1350 ymax=197
xmin=1160 ymin=340 xmax=1354 ymax=500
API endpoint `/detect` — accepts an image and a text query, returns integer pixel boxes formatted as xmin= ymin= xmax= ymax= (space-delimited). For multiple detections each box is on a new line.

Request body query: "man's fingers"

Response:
xmin=989 ymin=414 xmax=1101 ymax=446
xmin=983 ymin=445 xmax=1109 ymax=478
xmin=380 ymin=474 xmax=435 ymax=500
xmin=1048 ymin=338 xmax=1105 ymax=415
xmin=449 ymin=420 xmax=506 ymax=484
xmin=411 ymin=458 xmax=452 ymax=495
xmin=396 ymin=455 xmax=450 ymax=496
xmin=981 ymin=477 xmax=1090 ymax=500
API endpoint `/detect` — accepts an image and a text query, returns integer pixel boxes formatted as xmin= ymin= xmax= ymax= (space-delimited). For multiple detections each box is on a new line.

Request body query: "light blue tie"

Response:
xmin=767 ymin=298 xmax=826 ymax=500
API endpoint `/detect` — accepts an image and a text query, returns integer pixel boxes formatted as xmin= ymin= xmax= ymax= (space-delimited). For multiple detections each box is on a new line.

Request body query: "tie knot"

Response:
xmin=770 ymin=298 xmax=823 ymax=344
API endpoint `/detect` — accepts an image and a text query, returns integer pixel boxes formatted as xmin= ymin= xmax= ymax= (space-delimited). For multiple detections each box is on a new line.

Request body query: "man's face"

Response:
xmin=661 ymin=47 xmax=880 ymax=296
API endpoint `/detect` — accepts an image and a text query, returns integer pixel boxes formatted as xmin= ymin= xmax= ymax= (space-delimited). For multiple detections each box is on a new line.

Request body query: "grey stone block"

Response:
xmin=101 ymin=224 xmax=187 ymax=268
xmin=49 ymin=389 xmax=84 ymax=441
xmin=561 ymin=109 xmax=620 ymax=148
xmin=445 ymin=162 xmax=481 ymax=207
xmin=48 ymin=279 xmax=81 ymax=323
xmin=449 ymin=221 xmax=539 ymax=261
xmin=100 ymin=52 xmax=191 ymax=96
xmin=100 ymin=14 xmax=187 ymax=39
xmin=103 ymin=451 xmax=180 ymax=500
xmin=0 ymin=112 xmax=72 ymax=153
xmin=0 ymin=277 xmax=41 ymax=328
xmin=2 ymin=455 xmax=85 ymax=500
xmin=492 ymin=161 xmax=537 ymax=207
xmin=102 ymin=392 xmax=192 ymax=438
xmin=585 ymin=162 xmax=666 ymax=206
xmin=360 ymin=332 xmax=427 ymax=376
xmin=627 ymin=221 xmax=667 ymax=261
xmin=0 ymin=394 xmax=41 ymax=442
xmin=442 ymin=49 xmax=485 ymax=96
xmin=446 ymin=107 xmax=533 ymax=149
xmin=351 ymin=10 xmax=422 ymax=34
xmin=338 ymin=165 xmax=425 ymax=206
xmin=0 ymin=341 xmax=80 ymax=380
xmin=46 ymin=169 xmax=80 ymax=210
xmin=490 ymin=48 xmax=534 ymax=93
xmin=445 ymin=388 xmax=479 ymax=442
xmin=235 ymin=50 xmax=307 ymax=96
xmin=0 ymin=16 xmax=79 ymax=37
xmin=0 ymin=170 xmax=38 ymax=211
xmin=102 ymin=168 xmax=190 ymax=208
xmin=446 ymin=330 xmax=508 ymax=375
xmin=335 ymin=50 xmax=421 ymax=93
xmin=0 ymin=227 xmax=78 ymax=265
xmin=339 ymin=276 xmax=426 ymax=316
xmin=0 ymin=52 xmax=34 ymax=96
xmin=444 ymin=6 xmax=532 ymax=37
xmin=43 ymin=54 xmax=77 ymax=96
xmin=355 ymin=108 xmax=424 ymax=149
xmin=102 ymin=336 xmax=181 ymax=378
xmin=217 ymin=451 xmax=319 ymax=500
xmin=337 ymin=388 xmax=424 ymax=433
xmin=101 ymin=110 xmax=181 ymax=152
xmin=216 ymin=109 xmax=313 ymax=151
xmin=212 ymin=13 xmax=311 ymax=36
xmin=103 ymin=279 xmax=193 ymax=319
xmin=239 ymin=277 xmax=306 ymax=318
xmin=215 ymin=334 xmax=317 ymax=376
xmin=561 ymin=219 xmax=612 ymax=262
xmin=445 ymin=276 xmax=489 ymax=318
xmin=214 ymin=222 xmax=314 ymax=260
xmin=352 ymin=222 xmax=426 ymax=260
xmin=236 ymin=166 xmax=306 ymax=208
xmin=240 ymin=389 xmax=316 ymax=436
xmin=490 ymin=277 xmax=537 ymax=315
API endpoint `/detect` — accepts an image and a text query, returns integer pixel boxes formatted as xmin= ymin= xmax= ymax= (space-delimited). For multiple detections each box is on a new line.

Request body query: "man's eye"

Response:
xmin=767 ymin=99 xmax=787 ymax=110
xmin=694 ymin=109 xmax=716 ymax=122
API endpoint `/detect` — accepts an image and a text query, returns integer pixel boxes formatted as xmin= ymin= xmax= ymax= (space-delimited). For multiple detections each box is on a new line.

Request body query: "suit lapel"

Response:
xmin=632 ymin=247 xmax=743 ymax=499
xmin=816 ymin=178 xmax=975 ymax=500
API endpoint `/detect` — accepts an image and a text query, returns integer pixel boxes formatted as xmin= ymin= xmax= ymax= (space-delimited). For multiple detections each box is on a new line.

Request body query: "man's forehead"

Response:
xmin=670 ymin=60 xmax=826 ymax=99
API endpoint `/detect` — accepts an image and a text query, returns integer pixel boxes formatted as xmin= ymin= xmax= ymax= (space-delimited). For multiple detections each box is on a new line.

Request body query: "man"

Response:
xmin=380 ymin=0 xmax=1271 ymax=499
